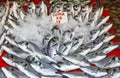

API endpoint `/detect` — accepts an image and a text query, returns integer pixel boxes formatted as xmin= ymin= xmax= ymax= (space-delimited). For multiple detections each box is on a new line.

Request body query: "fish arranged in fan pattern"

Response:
xmin=0 ymin=0 xmax=120 ymax=78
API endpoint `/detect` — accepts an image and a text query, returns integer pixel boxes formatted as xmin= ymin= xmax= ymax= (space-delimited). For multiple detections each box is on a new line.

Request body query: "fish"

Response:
xmin=85 ymin=51 xmax=106 ymax=63
xmin=92 ymin=7 xmax=103 ymax=22
xmin=51 ymin=25 xmax=61 ymax=37
xmin=111 ymin=68 xmax=120 ymax=78
xmin=52 ymin=60 xmax=80 ymax=71
xmin=50 ymin=2 xmax=63 ymax=13
xmin=73 ymin=2 xmax=81 ymax=16
xmin=99 ymin=23 xmax=113 ymax=36
xmin=94 ymin=56 xmax=120 ymax=69
xmin=100 ymin=42 xmax=119 ymax=54
xmin=0 ymin=1 xmax=9 ymax=36
xmin=78 ymin=45 xmax=91 ymax=56
xmin=41 ymin=76 xmax=63 ymax=78
xmin=39 ymin=1 xmax=47 ymax=17
xmin=0 ymin=69 xmax=6 ymax=78
xmin=11 ymin=2 xmax=20 ymax=19
xmin=0 ymin=32 xmax=6 ymax=45
xmin=97 ymin=33 xmax=115 ymax=42
xmin=27 ymin=2 xmax=36 ymax=14
xmin=1 ymin=66 xmax=29 ymax=78
xmin=63 ymin=2 xmax=74 ymax=15
xmin=31 ymin=61 xmax=61 ymax=77
xmin=87 ymin=38 xmax=104 ymax=52
xmin=70 ymin=36 xmax=84 ymax=53
xmin=97 ymin=16 xmax=110 ymax=28
xmin=18 ymin=42 xmax=57 ymax=64
xmin=62 ymin=54 xmax=90 ymax=66
xmin=62 ymin=72 xmax=91 ymax=78
xmin=2 ymin=54 xmax=23 ymax=67
xmin=61 ymin=42 xmax=73 ymax=56
xmin=2 ymin=45 xmax=29 ymax=59
xmin=19 ymin=8 xmax=26 ymax=19
xmin=62 ymin=30 xmax=74 ymax=43
xmin=8 ymin=19 xmax=17 ymax=28
xmin=15 ymin=60 xmax=41 ymax=78
xmin=5 ymin=36 xmax=18 ymax=46
xmin=80 ymin=66 xmax=107 ymax=77
xmin=47 ymin=38 xmax=61 ymax=61
xmin=89 ymin=29 xmax=100 ymax=42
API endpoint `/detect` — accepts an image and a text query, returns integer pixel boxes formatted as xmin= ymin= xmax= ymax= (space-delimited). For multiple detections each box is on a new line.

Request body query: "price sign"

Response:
xmin=51 ymin=12 xmax=68 ymax=24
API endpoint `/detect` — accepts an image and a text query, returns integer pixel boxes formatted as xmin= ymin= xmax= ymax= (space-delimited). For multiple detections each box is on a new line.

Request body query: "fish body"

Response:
xmin=94 ymin=56 xmax=120 ymax=69
xmin=2 ymin=54 xmax=21 ymax=67
xmin=1 ymin=66 xmax=29 ymax=78
xmin=0 ymin=69 xmax=6 ymax=78
xmin=15 ymin=59 xmax=41 ymax=78
xmin=62 ymin=55 xmax=90 ymax=66
xmin=80 ymin=66 xmax=107 ymax=77
xmin=85 ymin=51 xmax=106 ymax=63
xmin=31 ymin=61 xmax=60 ymax=77
xmin=99 ymin=23 xmax=113 ymax=36
xmin=2 ymin=45 xmax=29 ymax=59
xmin=101 ymin=42 xmax=119 ymax=54
xmin=62 ymin=72 xmax=91 ymax=78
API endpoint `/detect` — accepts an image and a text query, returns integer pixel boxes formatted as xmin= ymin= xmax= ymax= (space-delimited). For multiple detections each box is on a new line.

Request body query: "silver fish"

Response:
xmin=101 ymin=42 xmax=119 ymax=54
xmin=88 ymin=38 xmax=104 ymax=52
xmin=0 ymin=1 xmax=9 ymax=36
xmin=5 ymin=36 xmax=18 ymax=46
xmin=97 ymin=33 xmax=115 ymax=42
xmin=62 ymin=72 xmax=91 ymax=78
xmin=62 ymin=54 xmax=90 ymax=66
xmin=73 ymin=2 xmax=81 ymax=16
xmin=31 ymin=61 xmax=60 ymax=77
xmin=99 ymin=23 xmax=113 ymax=36
xmin=0 ymin=32 xmax=6 ymax=45
xmin=63 ymin=2 xmax=74 ymax=15
xmin=2 ymin=45 xmax=29 ymax=59
xmin=80 ymin=66 xmax=107 ymax=77
xmin=39 ymin=1 xmax=47 ymax=17
xmin=62 ymin=30 xmax=74 ymax=43
xmin=85 ymin=51 xmax=106 ymax=63
xmin=47 ymin=38 xmax=61 ymax=61
xmin=78 ymin=46 xmax=91 ymax=56
xmin=19 ymin=8 xmax=26 ymax=19
xmin=89 ymin=29 xmax=100 ymax=42
xmin=11 ymin=2 xmax=20 ymax=19
xmin=93 ymin=7 xmax=103 ymax=22
xmin=0 ymin=69 xmax=6 ymax=78
xmin=102 ymin=68 xmax=120 ymax=78
xmin=70 ymin=36 xmax=84 ymax=53
xmin=2 ymin=54 xmax=23 ymax=67
xmin=18 ymin=42 xmax=57 ymax=64
xmin=94 ymin=56 xmax=120 ymax=69
xmin=61 ymin=42 xmax=73 ymax=55
xmin=15 ymin=61 xmax=41 ymax=78
xmin=1 ymin=66 xmax=29 ymax=78
xmin=51 ymin=2 xmax=63 ymax=12
xmin=41 ymin=76 xmax=62 ymax=78
xmin=97 ymin=16 xmax=110 ymax=28
xmin=52 ymin=60 xmax=80 ymax=71
xmin=51 ymin=25 xmax=61 ymax=37
xmin=8 ymin=19 xmax=17 ymax=28
xmin=27 ymin=2 xmax=36 ymax=14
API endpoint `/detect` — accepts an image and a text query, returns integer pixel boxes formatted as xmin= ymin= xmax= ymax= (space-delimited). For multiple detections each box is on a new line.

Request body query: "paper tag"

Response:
xmin=51 ymin=12 xmax=68 ymax=24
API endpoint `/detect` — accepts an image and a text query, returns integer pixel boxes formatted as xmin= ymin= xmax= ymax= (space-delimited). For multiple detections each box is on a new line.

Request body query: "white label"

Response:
xmin=51 ymin=12 xmax=68 ymax=24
